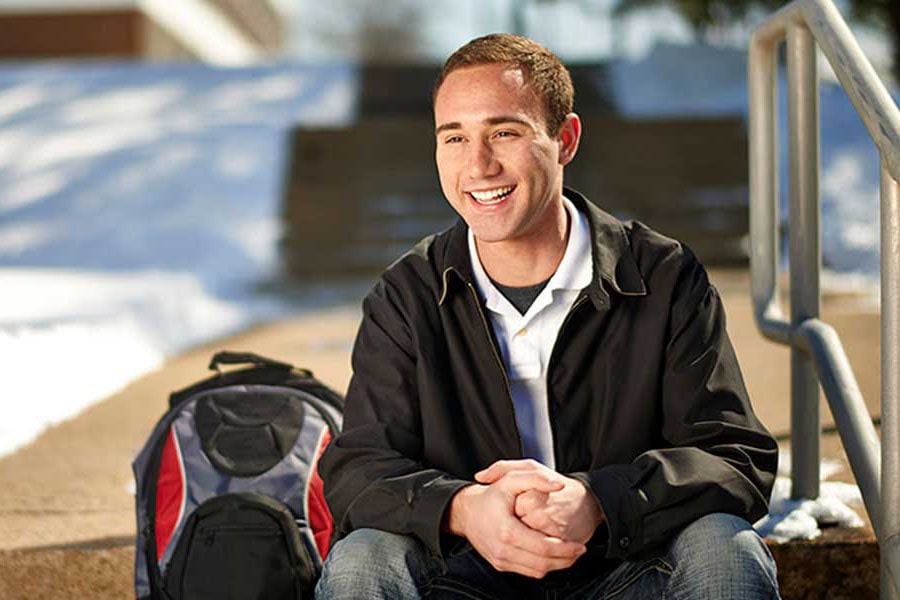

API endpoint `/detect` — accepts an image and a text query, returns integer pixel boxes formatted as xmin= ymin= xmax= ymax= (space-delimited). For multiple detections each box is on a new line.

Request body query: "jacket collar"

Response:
xmin=438 ymin=187 xmax=647 ymax=309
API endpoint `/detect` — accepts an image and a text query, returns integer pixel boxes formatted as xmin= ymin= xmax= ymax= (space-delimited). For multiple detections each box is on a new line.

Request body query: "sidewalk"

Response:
xmin=0 ymin=270 xmax=882 ymax=598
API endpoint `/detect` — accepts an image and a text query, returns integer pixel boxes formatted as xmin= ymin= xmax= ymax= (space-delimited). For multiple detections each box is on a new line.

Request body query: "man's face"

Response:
xmin=434 ymin=64 xmax=576 ymax=247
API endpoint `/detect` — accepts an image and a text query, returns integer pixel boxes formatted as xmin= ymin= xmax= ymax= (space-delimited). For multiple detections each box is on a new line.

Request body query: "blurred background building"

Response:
xmin=285 ymin=0 xmax=893 ymax=73
xmin=0 ymin=0 xmax=285 ymax=63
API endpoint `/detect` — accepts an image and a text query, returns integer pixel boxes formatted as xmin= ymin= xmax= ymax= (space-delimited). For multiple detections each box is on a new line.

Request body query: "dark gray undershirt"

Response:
xmin=489 ymin=276 xmax=552 ymax=315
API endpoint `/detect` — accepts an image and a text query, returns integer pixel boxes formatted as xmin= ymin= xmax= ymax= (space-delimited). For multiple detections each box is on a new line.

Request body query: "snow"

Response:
xmin=0 ymin=61 xmax=358 ymax=456
xmin=0 ymin=269 xmax=253 ymax=454
xmin=607 ymin=43 xmax=750 ymax=117
xmin=754 ymin=454 xmax=865 ymax=543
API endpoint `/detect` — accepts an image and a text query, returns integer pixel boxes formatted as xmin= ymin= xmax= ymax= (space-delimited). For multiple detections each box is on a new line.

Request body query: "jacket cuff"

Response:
xmin=410 ymin=475 xmax=471 ymax=559
xmin=570 ymin=465 xmax=645 ymax=559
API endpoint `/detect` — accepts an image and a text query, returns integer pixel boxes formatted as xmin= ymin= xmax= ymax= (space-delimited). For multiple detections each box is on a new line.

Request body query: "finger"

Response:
xmin=502 ymin=517 xmax=585 ymax=558
xmin=520 ymin=512 xmax=563 ymax=539
xmin=497 ymin=471 xmax=564 ymax=496
xmin=476 ymin=458 xmax=544 ymax=482
xmin=474 ymin=470 xmax=497 ymax=484
xmin=476 ymin=459 xmax=543 ymax=483
xmin=514 ymin=490 xmax=547 ymax=518
xmin=489 ymin=538 xmax=583 ymax=578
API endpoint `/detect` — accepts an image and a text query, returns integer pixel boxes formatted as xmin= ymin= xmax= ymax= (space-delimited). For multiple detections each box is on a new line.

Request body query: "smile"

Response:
xmin=468 ymin=185 xmax=516 ymax=205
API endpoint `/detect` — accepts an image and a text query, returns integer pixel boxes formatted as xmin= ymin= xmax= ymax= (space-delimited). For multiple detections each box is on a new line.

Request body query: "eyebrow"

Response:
xmin=434 ymin=116 xmax=532 ymax=136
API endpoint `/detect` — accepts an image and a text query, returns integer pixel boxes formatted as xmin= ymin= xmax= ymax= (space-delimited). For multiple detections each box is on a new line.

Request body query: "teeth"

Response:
xmin=470 ymin=186 xmax=514 ymax=203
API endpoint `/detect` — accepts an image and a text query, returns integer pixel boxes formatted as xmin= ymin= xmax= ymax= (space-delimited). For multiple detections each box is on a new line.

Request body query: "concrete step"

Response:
xmin=766 ymin=526 xmax=880 ymax=599
xmin=0 ymin=527 xmax=880 ymax=599
xmin=0 ymin=540 xmax=132 ymax=599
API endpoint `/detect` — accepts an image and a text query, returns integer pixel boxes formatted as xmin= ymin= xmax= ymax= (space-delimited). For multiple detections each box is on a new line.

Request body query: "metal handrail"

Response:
xmin=748 ymin=0 xmax=900 ymax=597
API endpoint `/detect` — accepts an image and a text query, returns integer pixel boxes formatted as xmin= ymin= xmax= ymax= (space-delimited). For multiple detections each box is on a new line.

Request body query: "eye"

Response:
xmin=443 ymin=135 xmax=464 ymax=144
xmin=494 ymin=130 xmax=518 ymax=139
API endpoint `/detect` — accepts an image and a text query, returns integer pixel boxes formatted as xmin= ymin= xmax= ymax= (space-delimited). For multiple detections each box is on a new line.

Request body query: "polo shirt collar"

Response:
xmin=439 ymin=187 xmax=648 ymax=309
xmin=467 ymin=196 xmax=591 ymax=318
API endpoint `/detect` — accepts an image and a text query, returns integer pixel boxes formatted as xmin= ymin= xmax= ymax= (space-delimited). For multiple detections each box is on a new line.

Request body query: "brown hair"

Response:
xmin=433 ymin=33 xmax=574 ymax=136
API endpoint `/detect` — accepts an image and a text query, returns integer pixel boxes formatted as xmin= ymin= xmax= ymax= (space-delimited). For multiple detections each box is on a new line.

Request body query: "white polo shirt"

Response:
xmin=468 ymin=197 xmax=592 ymax=469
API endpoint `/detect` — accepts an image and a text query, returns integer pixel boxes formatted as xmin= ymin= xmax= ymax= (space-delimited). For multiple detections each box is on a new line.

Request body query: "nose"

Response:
xmin=467 ymin=138 xmax=500 ymax=179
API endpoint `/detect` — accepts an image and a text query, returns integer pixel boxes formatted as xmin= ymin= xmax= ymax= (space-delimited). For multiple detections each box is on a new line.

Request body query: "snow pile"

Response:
xmin=0 ymin=268 xmax=293 ymax=455
xmin=0 ymin=61 xmax=358 ymax=456
xmin=755 ymin=454 xmax=866 ymax=543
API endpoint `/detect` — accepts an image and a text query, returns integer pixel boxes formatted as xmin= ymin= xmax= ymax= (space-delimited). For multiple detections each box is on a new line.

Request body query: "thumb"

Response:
xmin=475 ymin=468 xmax=498 ymax=484
xmin=500 ymin=471 xmax=564 ymax=496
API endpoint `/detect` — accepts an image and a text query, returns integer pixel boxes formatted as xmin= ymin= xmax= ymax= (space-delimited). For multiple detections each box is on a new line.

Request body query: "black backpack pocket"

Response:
xmin=163 ymin=492 xmax=315 ymax=600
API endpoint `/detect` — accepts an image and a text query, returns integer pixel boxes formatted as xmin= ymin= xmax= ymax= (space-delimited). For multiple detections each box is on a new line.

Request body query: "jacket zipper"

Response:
xmin=466 ymin=282 xmax=525 ymax=457
xmin=546 ymin=293 xmax=590 ymax=468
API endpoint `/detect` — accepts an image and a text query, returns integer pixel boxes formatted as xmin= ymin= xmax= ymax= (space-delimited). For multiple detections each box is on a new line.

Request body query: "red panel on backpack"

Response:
xmin=308 ymin=428 xmax=334 ymax=560
xmin=155 ymin=425 xmax=186 ymax=561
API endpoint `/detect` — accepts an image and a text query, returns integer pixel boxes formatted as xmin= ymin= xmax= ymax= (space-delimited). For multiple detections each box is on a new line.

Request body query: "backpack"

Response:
xmin=132 ymin=351 xmax=343 ymax=600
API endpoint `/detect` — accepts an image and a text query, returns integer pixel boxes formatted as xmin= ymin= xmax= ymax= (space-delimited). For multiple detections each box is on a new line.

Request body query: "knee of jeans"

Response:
xmin=317 ymin=529 xmax=427 ymax=596
xmin=668 ymin=513 xmax=777 ymax=579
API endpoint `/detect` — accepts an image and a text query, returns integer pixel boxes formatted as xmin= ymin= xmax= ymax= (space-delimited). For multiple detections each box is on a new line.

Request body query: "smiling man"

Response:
xmin=316 ymin=34 xmax=781 ymax=599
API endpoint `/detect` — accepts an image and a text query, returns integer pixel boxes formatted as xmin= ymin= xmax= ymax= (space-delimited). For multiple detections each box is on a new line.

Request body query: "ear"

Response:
xmin=557 ymin=113 xmax=581 ymax=166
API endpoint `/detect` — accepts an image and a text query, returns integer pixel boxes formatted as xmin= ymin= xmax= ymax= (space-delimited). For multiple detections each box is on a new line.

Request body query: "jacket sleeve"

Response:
xmin=319 ymin=278 xmax=470 ymax=559
xmin=571 ymin=251 xmax=778 ymax=560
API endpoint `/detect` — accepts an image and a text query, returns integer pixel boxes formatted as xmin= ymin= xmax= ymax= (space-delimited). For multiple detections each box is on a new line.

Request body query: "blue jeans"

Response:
xmin=315 ymin=512 xmax=780 ymax=599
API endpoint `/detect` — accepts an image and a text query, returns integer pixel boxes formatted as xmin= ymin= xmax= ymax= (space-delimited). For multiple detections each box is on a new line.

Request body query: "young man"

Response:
xmin=317 ymin=34 xmax=780 ymax=599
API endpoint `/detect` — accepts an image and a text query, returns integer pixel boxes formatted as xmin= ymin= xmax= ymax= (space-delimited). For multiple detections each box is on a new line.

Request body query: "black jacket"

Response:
xmin=320 ymin=189 xmax=777 ymax=563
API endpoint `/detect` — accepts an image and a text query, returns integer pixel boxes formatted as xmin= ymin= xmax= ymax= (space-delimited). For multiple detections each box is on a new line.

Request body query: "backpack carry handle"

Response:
xmin=208 ymin=351 xmax=311 ymax=376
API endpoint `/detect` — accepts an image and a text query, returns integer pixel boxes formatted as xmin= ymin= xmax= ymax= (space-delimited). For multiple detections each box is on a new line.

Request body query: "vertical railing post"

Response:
xmin=787 ymin=22 xmax=822 ymax=500
xmin=751 ymin=0 xmax=900 ymax=593
xmin=749 ymin=33 xmax=781 ymax=333
xmin=881 ymin=162 xmax=900 ymax=598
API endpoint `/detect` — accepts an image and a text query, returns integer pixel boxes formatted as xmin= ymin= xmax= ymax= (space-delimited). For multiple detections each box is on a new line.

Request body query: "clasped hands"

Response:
xmin=446 ymin=459 xmax=605 ymax=579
